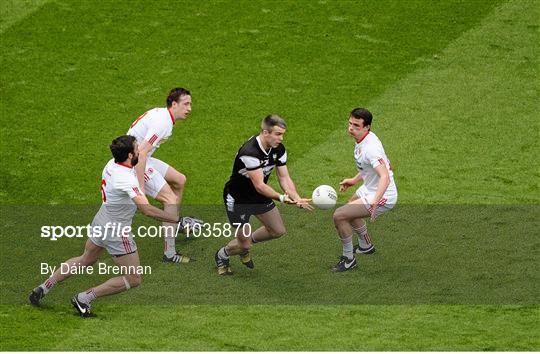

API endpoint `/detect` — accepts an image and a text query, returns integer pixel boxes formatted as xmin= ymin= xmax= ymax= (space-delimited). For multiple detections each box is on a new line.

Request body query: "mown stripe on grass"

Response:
xmin=289 ymin=0 xmax=539 ymax=205
xmin=0 ymin=0 xmax=50 ymax=33
xmin=1 ymin=304 xmax=538 ymax=350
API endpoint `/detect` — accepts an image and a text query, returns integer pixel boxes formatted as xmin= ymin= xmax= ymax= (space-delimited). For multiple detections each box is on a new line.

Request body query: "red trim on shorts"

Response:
xmin=116 ymin=162 xmax=133 ymax=169
xmin=167 ymin=108 xmax=175 ymax=125
xmin=356 ymin=130 xmax=370 ymax=144
xmin=122 ymin=236 xmax=132 ymax=253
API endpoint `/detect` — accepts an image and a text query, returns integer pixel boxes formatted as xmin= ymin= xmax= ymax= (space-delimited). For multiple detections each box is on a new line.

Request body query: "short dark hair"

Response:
xmin=350 ymin=108 xmax=373 ymax=129
xmin=261 ymin=114 xmax=287 ymax=132
xmin=110 ymin=135 xmax=136 ymax=163
xmin=166 ymin=87 xmax=191 ymax=107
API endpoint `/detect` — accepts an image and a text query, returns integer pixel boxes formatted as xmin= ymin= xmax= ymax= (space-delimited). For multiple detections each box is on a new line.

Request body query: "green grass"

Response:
xmin=0 ymin=0 xmax=48 ymax=33
xmin=1 ymin=0 xmax=539 ymax=351
xmin=2 ymin=305 xmax=538 ymax=351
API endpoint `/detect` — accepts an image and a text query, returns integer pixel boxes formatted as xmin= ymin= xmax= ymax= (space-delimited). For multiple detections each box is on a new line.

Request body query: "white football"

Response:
xmin=312 ymin=185 xmax=337 ymax=210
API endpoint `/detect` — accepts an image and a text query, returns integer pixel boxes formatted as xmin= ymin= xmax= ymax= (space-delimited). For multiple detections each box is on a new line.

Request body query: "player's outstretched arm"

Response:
xmin=339 ymin=173 xmax=362 ymax=192
xmin=132 ymin=194 xmax=179 ymax=223
xmin=247 ymin=168 xmax=293 ymax=204
xmin=276 ymin=165 xmax=313 ymax=210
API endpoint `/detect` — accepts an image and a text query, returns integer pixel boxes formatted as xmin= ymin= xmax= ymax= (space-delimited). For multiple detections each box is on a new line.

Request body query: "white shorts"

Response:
xmin=89 ymin=225 xmax=138 ymax=257
xmin=144 ymin=157 xmax=170 ymax=198
xmin=355 ymin=187 xmax=398 ymax=219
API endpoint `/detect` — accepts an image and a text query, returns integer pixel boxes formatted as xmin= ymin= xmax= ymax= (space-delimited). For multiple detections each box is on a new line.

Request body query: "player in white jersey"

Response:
xmin=331 ymin=108 xmax=398 ymax=272
xmin=29 ymin=135 xmax=183 ymax=317
xmin=127 ymin=87 xmax=202 ymax=264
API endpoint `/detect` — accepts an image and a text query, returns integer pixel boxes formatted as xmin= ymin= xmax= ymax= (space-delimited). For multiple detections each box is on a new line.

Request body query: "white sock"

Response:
xmin=40 ymin=275 xmax=57 ymax=295
xmin=341 ymin=236 xmax=354 ymax=260
xmin=354 ymin=224 xmax=372 ymax=248
xmin=163 ymin=219 xmax=179 ymax=258
xmin=218 ymin=247 xmax=229 ymax=260
xmin=77 ymin=289 xmax=97 ymax=304
xmin=164 ymin=237 xmax=176 ymax=258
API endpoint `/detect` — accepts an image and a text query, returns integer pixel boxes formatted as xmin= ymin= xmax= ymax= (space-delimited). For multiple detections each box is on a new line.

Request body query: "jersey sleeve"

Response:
xmin=117 ymin=175 xmax=143 ymax=199
xmin=143 ymin=117 xmax=170 ymax=147
xmin=239 ymin=155 xmax=262 ymax=171
xmin=276 ymin=144 xmax=287 ymax=166
xmin=365 ymin=145 xmax=385 ymax=169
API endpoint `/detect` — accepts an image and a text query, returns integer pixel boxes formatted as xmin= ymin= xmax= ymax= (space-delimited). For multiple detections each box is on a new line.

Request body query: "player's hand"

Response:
xmin=339 ymin=178 xmax=356 ymax=192
xmin=280 ymin=194 xmax=295 ymax=204
xmin=369 ymin=203 xmax=377 ymax=222
xmin=294 ymin=197 xmax=314 ymax=211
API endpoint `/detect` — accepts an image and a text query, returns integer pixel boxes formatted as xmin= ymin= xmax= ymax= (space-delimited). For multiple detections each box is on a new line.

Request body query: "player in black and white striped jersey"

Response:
xmin=215 ymin=115 xmax=313 ymax=275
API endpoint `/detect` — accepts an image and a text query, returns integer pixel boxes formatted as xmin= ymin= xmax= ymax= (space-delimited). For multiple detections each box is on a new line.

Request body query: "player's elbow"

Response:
xmin=253 ymin=183 xmax=267 ymax=195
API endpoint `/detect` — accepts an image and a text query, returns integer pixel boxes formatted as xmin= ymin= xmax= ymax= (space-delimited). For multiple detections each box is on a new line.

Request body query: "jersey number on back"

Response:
xmin=100 ymin=179 xmax=107 ymax=202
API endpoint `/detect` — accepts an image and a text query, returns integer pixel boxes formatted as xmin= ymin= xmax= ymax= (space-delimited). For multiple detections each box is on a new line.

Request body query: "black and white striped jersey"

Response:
xmin=224 ymin=135 xmax=287 ymax=204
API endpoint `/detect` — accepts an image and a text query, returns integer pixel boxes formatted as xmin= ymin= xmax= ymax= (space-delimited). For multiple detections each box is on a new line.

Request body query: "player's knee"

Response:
xmin=169 ymin=172 xmax=186 ymax=192
xmin=269 ymin=226 xmax=286 ymax=239
xmin=127 ymin=274 xmax=142 ymax=288
xmin=176 ymin=173 xmax=186 ymax=188
xmin=158 ymin=189 xmax=178 ymax=205
xmin=333 ymin=209 xmax=347 ymax=224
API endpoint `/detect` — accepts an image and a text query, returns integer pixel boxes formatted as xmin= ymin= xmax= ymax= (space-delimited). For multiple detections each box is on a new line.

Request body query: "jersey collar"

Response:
xmin=167 ymin=108 xmax=176 ymax=125
xmin=116 ymin=162 xmax=133 ymax=169
xmin=356 ymin=130 xmax=370 ymax=144
xmin=256 ymin=136 xmax=271 ymax=155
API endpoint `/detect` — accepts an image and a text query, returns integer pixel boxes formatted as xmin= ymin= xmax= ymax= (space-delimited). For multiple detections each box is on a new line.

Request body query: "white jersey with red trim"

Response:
xmin=354 ymin=131 xmax=397 ymax=196
xmin=92 ymin=159 xmax=142 ymax=228
xmin=126 ymin=107 xmax=175 ymax=158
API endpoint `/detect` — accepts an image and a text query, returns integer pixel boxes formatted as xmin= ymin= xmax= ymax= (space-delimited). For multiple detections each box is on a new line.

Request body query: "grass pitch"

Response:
xmin=1 ymin=0 xmax=539 ymax=351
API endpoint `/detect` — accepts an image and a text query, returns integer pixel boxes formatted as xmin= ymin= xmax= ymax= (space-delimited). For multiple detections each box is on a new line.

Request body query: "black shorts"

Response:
xmin=223 ymin=189 xmax=276 ymax=225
